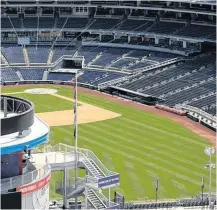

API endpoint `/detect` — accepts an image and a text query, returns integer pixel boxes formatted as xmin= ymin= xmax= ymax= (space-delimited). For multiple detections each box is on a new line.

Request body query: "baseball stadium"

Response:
xmin=0 ymin=0 xmax=216 ymax=209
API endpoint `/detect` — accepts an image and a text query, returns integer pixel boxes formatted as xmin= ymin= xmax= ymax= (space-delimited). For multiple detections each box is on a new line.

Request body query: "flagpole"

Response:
xmin=73 ymin=72 xmax=78 ymax=209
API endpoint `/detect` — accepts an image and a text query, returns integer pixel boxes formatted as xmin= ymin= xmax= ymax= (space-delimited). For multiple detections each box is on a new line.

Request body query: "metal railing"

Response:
xmin=41 ymin=143 xmax=118 ymax=177
xmin=175 ymin=104 xmax=216 ymax=123
xmin=56 ymin=176 xmax=98 ymax=195
xmin=0 ymin=160 xmax=50 ymax=191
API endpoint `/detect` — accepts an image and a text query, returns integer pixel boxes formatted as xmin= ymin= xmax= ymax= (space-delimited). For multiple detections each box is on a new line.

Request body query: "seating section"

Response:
xmin=39 ymin=17 xmax=55 ymax=28
xmin=175 ymin=24 xmax=216 ymax=38
xmin=23 ymin=17 xmax=38 ymax=28
xmin=119 ymin=53 xmax=216 ymax=114
xmin=77 ymin=46 xmax=103 ymax=64
xmin=118 ymin=19 xmax=153 ymax=31
xmin=93 ymin=48 xmax=130 ymax=67
xmin=78 ymin=70 xmax=123 ymax=85
xmin=147 ymin=21 xmax=185 ymax=34
xmin=47 ymin=72 xmax=74 ymax=81
xmin=1 ymin=68 xmax=20 ymax=81
xmin=89 ymin=18 xmax=121 ymax=30
xmin=1 ymin=44 xmax=25 ymax=63
xmin=56 ymin=18 xmax=88 ymax=28
xmin=1 ymin=17 xmax=21 ymax=28
xmin=27 ymin=46 xmax=50 ymax=63
xmin=1 ymin=16 xmax=216 ymax=40
xmin=19 ymin=68 xmax=45 ymax=80
xmin=52 ymin=46 xmax=76 ymax=62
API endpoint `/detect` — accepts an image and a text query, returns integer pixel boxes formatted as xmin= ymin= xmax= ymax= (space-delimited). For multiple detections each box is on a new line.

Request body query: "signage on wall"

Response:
xmin=98 ymin=174 xmax=120 ymax=189
xmin=16 ymin=174 xmax=51 ymax=195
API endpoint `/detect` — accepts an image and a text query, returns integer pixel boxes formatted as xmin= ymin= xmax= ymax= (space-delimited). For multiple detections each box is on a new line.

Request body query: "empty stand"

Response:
xmin=27 ymin=46 xmax=50 ymax=63
xmin=47 ymin=72 xmax=74 ymax=81
xmin=1 ymin=44 xmax=25 ymax=63
xmin=19 ymin=68 xmax=45 ymax=80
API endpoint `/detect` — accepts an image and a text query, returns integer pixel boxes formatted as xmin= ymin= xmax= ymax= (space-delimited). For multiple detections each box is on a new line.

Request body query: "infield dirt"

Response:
xmin=36 ymin=93 xmax=121 ymax=126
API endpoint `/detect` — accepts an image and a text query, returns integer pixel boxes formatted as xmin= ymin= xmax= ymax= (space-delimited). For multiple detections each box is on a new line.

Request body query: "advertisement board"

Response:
xmin=98 ymin=174 xmax=119 ymax=189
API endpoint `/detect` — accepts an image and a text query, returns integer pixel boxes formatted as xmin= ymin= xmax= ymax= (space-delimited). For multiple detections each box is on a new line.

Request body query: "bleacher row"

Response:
xmin=1 ymin=44 xmax=178 ymax=71
xmin=0 ymin=45 xmax=216 ymax=116
xmin=1 ymin=17 xmax=216 ymax=40
xmin=118 ymin=53 xmax=216 ymax=115
xmin=0 ymin=67 xmax=124 ymax=87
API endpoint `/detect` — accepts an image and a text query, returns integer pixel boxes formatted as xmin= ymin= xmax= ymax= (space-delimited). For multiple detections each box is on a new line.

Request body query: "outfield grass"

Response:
xmin=2 ymin=85 xmax=216 ymax=201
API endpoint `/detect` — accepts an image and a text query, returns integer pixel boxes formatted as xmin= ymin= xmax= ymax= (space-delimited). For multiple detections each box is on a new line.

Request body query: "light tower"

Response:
xmin=204 ymin=146 xmax=215 ymax=209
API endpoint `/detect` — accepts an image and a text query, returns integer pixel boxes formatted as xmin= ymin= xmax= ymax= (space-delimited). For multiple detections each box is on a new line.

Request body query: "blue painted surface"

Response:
xmin=1 ymin=152 xmax=19 ymax=178
xmin=1 ymin=133 xmax=49 ymax=155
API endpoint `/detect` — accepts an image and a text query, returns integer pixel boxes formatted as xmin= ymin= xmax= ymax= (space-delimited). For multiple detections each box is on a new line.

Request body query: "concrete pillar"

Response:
xmin=63 ymin=168 xmax=69 ymax=209
xmin=128 ymin=35 xmax=131 ymax=43
xmin=99 ymin=34 xmax=102 ymax=42
xmin=155 ymin=38 xmax=159 ymax=45
xmin=137 ymin=0 xmax=141 ymax=6
xmin=183 ymin=41 xmax=187 ymax=48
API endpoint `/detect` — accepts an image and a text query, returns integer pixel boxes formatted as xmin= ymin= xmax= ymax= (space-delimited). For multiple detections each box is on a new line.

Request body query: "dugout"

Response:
xmin=106 ymin=86 xmax=162 ymax=105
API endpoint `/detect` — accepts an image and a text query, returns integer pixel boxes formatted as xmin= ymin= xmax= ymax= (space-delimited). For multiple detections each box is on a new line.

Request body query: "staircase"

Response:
xmin=86 ymin=189 xmax=107 ymax=209
xmin=42 ymin=70 xmax=49 ymax=80
xmin=16 ymin=70 xmax=24 ymax=81
xmin=88 ymin=52 xmax=103 ymax=66
xmin=82 ymin=158 xmax=104 ymax=178
xmin=23 ymin=47 xmax=30 ymax=66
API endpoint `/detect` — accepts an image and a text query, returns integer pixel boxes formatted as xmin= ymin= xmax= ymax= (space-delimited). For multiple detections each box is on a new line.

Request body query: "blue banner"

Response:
xmin=98 ymin=174 xmax=120 ymax=188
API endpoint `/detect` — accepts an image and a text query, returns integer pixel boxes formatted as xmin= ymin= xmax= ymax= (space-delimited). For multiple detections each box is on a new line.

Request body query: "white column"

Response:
xmin=183 ymin=41 xmax=187 ymax=48
xmin=63 ymin=168 xmax=69 ymax=209
xmin=155 ymin=38 xmax=159 ymax=45
xmin=128 ymin=35 xmax=131 ymax=43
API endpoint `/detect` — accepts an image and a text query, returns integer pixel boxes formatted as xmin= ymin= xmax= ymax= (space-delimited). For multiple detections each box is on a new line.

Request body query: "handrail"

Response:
xmin=0 ymin=160 xmax=51 ymax=191
xmin=56 ymin=176 xmax=98 ymax=193
xmin=58 ymin=143 xmax=117 ymax=176
xmin=175 ymin=104 xmax=216 ymax=123
xmin=42 ymin=143 xmax=118 ymax=177
xmin=85 ymin=189 xmax=107 ymax=208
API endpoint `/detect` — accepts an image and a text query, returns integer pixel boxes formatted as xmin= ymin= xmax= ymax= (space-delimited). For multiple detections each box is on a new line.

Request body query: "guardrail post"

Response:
xmin=85 ymin=186 xmax=88 ymax=209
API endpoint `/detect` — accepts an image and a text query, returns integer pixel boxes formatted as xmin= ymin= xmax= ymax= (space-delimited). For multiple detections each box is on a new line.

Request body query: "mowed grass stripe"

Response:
xmin=79 ymin=124 xmax=206 ymax=181
xmin=4 ymin=86 xmax=216 ymax=200
xmin=100 ymin=119 xmax=205 ymax=162
xmin=94 ymin=118 xmax=204 ymax=164
xmin=78 ymin=132 xmax=208 ymax=199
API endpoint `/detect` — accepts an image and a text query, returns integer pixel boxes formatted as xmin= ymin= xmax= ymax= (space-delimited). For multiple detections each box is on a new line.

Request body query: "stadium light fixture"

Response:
xmin=204 ymin=146 xmax=215 ymax=209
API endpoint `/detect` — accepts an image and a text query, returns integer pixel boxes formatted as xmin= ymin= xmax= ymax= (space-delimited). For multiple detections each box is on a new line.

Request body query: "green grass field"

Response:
xmin=2 ymin=85 xmax=216 ymax=201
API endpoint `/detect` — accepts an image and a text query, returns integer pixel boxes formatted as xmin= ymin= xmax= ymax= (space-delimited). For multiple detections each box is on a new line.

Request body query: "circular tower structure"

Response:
xmin=0 ymin=95 xmax=50 ymax=209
